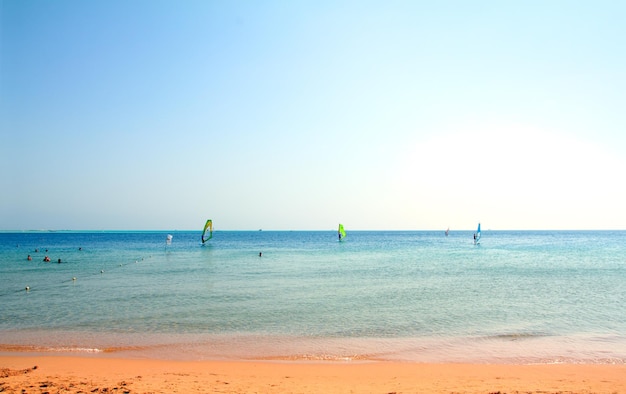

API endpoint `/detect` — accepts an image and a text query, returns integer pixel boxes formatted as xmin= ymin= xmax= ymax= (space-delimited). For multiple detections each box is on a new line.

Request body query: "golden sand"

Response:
xmin=1 ymin=355 xmax=625 ymax=393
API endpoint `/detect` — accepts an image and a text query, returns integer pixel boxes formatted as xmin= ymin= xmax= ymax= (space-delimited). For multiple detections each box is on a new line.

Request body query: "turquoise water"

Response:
xmin=1 ymin=230 xmax=624 ymax=364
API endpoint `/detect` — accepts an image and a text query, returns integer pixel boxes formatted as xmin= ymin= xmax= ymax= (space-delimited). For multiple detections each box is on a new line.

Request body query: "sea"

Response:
xmin=1 ymin=230 xmax=624 ymax=364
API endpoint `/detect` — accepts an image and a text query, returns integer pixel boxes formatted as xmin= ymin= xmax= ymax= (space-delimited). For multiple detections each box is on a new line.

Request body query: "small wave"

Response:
xmin=527 ymin=357 xmax=626 ymax=365
xmin=255 ymin=353 xmax=375 ymax=362
xmin=484 ymin=332 xmax=552 ymax=341
xmin=0 ymin=344 xmax=103 ymax=353
xmin=101 ymin=345 xmax=150 ymax=353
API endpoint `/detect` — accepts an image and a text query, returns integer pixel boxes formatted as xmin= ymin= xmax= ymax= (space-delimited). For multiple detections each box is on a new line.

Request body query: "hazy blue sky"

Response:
xmin=2 ymin=0 xmax=625 ymax=230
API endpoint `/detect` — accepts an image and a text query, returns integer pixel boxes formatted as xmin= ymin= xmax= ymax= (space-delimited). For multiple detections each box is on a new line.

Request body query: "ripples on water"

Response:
xmin=0 ymin=230 xmax=625 ymax=363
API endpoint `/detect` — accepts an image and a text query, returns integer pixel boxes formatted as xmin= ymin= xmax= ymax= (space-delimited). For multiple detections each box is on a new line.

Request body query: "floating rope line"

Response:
xmin=0 ymin=253 xmax=155 ymax=297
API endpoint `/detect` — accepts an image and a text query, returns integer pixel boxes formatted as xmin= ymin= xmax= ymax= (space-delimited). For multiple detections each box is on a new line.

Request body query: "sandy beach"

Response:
xmin=1 ymin=356 xmax=625 ymax=393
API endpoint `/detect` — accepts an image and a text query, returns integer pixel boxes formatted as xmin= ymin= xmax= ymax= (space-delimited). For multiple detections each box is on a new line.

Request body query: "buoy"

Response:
xmin=100 ymin=270 xmax=104 ymax=273
xmin=72 ymin=277 xmax=77 ymax=281
xmin=25 ymin=286 xmax=30 ymax=291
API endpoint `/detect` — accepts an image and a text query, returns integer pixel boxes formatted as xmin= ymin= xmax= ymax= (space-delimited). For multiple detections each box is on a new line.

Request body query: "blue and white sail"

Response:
xmin=473 ymin=223 xmax=481 ymax=245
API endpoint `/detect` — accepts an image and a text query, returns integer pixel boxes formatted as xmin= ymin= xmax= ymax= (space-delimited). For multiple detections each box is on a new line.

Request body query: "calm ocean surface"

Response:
xmin=1 ymin=230 xmax=624 ymax=364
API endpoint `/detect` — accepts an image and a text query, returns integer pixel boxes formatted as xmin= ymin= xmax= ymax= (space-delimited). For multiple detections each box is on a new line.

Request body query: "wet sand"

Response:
xmin=1 ymin=355 xmax=625 ymax=393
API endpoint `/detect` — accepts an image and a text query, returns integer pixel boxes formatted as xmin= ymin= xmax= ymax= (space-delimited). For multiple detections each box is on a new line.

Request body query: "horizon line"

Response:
xmin=1 ymin=228 xmax=625 ymax=232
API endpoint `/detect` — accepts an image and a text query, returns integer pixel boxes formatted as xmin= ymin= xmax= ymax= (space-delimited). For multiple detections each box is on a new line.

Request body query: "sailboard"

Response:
xmin=201 ymin=219 xmax=213 ymax=243
xmin=473 ymin=223 xmax=481 ymax=245
xmin=166 ymin=234 xmax=173 ymax=245
xmin=445 ymin=227 xmax=449 ymax=237
xmin=338 ymin=223 xmax=346 ymax=241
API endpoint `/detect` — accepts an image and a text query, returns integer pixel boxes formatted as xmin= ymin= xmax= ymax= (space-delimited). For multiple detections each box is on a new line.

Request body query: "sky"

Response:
xmin=2 ymin=0 xmax=625 ymax=231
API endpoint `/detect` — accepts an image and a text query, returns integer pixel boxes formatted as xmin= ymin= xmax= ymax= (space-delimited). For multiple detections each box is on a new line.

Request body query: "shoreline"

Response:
xmin=2 ymin=330 xmax=625 ymax=365
xmin=1 ymin=355 xmax=626 ymax=394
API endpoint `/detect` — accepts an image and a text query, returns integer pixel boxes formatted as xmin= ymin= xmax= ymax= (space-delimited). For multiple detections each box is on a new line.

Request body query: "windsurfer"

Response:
xmin=338 ymin=224 xmax=346 ymax=241
xmin=202 ymin=219 xmax=213 ymax=243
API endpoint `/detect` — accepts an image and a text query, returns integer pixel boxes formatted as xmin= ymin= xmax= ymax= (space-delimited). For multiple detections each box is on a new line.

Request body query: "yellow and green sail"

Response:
xmin=338 ymin=223 xmax=346 ymax=240
xmin=202 ymin=219 xmax=213 ymax=243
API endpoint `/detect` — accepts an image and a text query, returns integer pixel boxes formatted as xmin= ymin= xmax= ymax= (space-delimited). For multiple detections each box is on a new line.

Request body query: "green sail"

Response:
xmin=202 ymin=219 xmax=213 ymax=243
xmin=338 ymin=223 xmax=346 ymax=240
